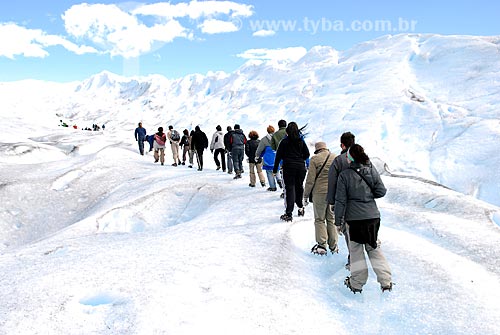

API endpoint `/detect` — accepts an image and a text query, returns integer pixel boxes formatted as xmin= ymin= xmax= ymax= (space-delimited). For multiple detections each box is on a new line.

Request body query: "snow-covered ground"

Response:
xmin=0 ymin=129 xmax=499 ymax=334
xmin=1 ymin=33 xmax=500 ymax=334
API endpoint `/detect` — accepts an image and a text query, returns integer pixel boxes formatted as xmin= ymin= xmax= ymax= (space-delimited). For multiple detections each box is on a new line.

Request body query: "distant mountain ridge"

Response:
xmin=1 ymin=33 xmax=500 ymax=206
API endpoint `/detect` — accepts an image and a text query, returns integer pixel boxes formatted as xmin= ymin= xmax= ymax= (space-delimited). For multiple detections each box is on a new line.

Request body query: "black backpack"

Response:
xmin=171 ymin=130 xmax=180 ymax=141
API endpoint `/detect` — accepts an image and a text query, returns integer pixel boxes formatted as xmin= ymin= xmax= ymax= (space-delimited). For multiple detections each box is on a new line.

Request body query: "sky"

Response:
xmin=1 ymin=0 xmax=499 ymax=82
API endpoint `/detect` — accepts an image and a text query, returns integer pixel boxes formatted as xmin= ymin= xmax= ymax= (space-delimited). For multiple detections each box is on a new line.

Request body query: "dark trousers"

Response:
xmin=195 ymin=149 xmax=204 ymax=169
xmin=214 ymin=148 xmax=226 ymax=170
xmin=231 ymin=148 xmax=244 ymax=173
xmin=282 ymin=168 xmax=306 ymax=215
xmin=138 ymin=139 xmax=145 ymax=155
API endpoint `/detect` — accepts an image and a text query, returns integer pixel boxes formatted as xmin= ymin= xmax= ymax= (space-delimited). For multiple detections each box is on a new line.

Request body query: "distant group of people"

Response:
xmin=134 ymin=120 xmax=393 ymax=294
xmin=59 ymin=120 xmax=105 ymax=131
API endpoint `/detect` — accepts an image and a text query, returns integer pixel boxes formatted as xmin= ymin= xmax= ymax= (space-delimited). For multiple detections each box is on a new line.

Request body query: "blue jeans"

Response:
xmin=226 ymin=151 xmax=233 ymax=173
xmin=265 ymin=169 xmax=281 ymax=188
xmin=137 ymin=138 xmax=145 ymax=154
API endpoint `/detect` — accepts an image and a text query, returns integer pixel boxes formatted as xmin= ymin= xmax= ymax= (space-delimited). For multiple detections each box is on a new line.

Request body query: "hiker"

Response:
xmin=272 ymin=121 xmax=310 ymax=222
xmin=180 ymin=129 xmax=191 ymax=166
xmin=230 ymin=124 xmax=247 ymax=179
xmin=153 ymin=127 xmax=167 ymax=165
xmin=224 ymin=126 xmax=234 ymax=174
xmin=245 ymin=130 xmax=266 ymax=188
xmin=191 ymin=126 xmax=209 ymax=171
xmin=255 ymin=125 xmax=283 ymax=191
xmin=270 ymin=119 xmax=287 ymax=151
xmin=210 ymin=125 xmax=226 ymax=171
xmin=167 ymin=125 xmax=181 ymax=166
xmin=134 ymin=122 xmax=147 ymax=155
xmin=303 ymin=142 xmax=337 ymax=255
xmin=335 ymin=144 xmax=392 ymax=293
xmin=327 ymin=131 xmax=355 ymax=268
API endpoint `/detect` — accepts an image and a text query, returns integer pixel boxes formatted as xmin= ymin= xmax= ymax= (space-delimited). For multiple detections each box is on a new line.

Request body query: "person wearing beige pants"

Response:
xmin=347 ymin=231 xmax=392 ymax=291
xmin=304 ymin=141 xmax=337 ymax=255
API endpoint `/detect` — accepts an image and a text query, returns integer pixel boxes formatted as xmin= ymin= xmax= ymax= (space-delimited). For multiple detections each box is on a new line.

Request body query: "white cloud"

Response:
xmin=0 ymin=23 xmax=97 ymax=59
xmin=198 ymin=18 xmax=241 ymax=34
xmin=252 ymin=29 xmax=276 ymax=37
xmin=62 ymin=3 xmax=191 ymax=58
xmin=132 ymin=1 xmax=253 ymax=20
xmin=237 ymin=47 xmax=307 ymax=62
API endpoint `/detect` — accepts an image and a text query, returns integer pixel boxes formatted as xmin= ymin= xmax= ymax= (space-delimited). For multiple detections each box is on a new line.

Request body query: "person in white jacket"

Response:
xmin=167 ymin=125 xmax=181 ymax=166
xmin=210 ymin=125 xmax=226 ymax=171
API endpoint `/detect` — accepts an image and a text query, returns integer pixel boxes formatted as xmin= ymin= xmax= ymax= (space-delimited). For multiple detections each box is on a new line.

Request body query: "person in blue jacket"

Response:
xmin=134 ymin=122 xmax=147 ymax=155
xmin=255 ymin=125 xmax=283 ymax=191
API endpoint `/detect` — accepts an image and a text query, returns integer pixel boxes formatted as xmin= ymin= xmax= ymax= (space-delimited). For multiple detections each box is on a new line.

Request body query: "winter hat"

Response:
xmin=314 ymin=141 xmax=327 ymax=154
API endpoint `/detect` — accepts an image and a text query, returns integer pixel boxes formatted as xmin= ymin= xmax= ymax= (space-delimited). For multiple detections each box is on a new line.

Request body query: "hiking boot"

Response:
xmin=260 ymin=181 xmax=266 ymax=187
xmin=223 ymin=169 xmax=226 ymax=172
xmin=161 ymin=162 xmax=164 ymax=166
xmin=154 ymin=159 xmax=159 ymax=163
xmin=249 ymin=184 xmax=255 ymax=187
xmin=280 ymin=213 xmax=293 ymax=222
xmin=216 ymin=166 xmax=221 ymax=171
xmin=182 ymin=162 xmax=185 ymax=165
xmin=172 ymin=163 xmax=177 ymax=166
xmin=381 ymin=283 xmax=394 ymax=292
xmin=267 ymin=187 xmax=277 ymax=192
xmin=280 ymin=192 xmax=284 ymax=199
xmin=178 ymin=160 xmax=182 ymax=165
xmin=188 ymin=165 xmax=192 ymax=168
xmin=329 ymin=244 xmax=339 ymax=254
xmin=344 ymin=277 xmax=362 ymax=294
xmin=311 ymin=244 xmax=327 ymax=256
xmin=298 ymin=207 xmax=305 ymax=217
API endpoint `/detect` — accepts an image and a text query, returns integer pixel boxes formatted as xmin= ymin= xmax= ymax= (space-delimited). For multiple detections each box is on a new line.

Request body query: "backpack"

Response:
xmin=171 ymin=130 xmax=180 ymax=141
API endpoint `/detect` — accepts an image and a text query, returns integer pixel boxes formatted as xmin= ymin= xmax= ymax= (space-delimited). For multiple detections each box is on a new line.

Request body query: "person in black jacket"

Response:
xmin=245 ymin=130 xmax=266 ymax=187
xmin=190 ymin=126 xmax=209 ymax=171
xmin=230 ymin=124 xmax=247 ymax=179
xmin=272 ymin=122 xmax=310 ymax=222
xmin=224 ymin=126 xmax=234 ymax=174
xmin=334 ymin=144 xmax=392 ymax=293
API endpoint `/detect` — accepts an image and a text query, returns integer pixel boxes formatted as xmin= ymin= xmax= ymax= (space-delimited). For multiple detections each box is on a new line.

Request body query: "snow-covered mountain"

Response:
xmin=1 ymin=33 xmax=500 ymax=207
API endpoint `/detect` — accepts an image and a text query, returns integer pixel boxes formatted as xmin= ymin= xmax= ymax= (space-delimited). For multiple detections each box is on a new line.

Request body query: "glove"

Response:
xmin=256 ymin=157 xmax=262 ymax=164
xmin=303 ymin=197 xmax=309 ymax=207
